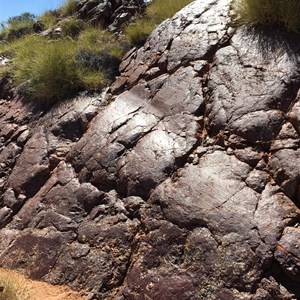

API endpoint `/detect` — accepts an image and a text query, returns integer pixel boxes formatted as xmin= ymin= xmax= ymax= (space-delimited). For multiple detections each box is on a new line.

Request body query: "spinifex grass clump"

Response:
xmin=13 ymin=35 xmax=80 ymax=105
xmin=59 ymin=0 xmax=78 ymax=17
xmin=0 ymin=272 xmax=30 ymax=300
xmin=76 ymin=27 xmax=124 ymax=89
xmin=60 ymin=17 xmax=85 ymax=38
xmin=39 ymin=10 xmax=59 ymax=28
xmin=125 ymin=0 xmax=193 ymax=46
xmin=11 ymin=27 xmax=125 ymax=106
xmin=145 ymin=0 xmax=193 ymax=21
xmin=0 ymin=0 xmax=128 ymax=108
xmin=234 ymin=0 xmax=300 ymax=32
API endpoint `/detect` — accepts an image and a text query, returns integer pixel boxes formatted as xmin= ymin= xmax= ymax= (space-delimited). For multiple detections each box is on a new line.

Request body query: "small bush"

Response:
xmin=233 ymin=0 xmax=300 ymax=32
xmin=59 ymin=0 xmax=78 ymax=17
xmin=125 ymin=18 xmax=156 ymax=46
xmin=125 ymin=0 xmax=193 ymax=46
xmin=6 ymin=13 xmax=36 ymax=31
xmin=0 ymin=12 xmax=36 ymax=40
xmin=77 ymin=27 xmax=124 ymax=58
xmin=77 ymin=50 xmax=121 ymax=79
xmin=1 ymin=5 xmax=129 ymax=107
xmin=146 ymin=0 xmax=194 ymax=22
xmin=0 ymin=272 xmax=30 ymax=300
xmin=76 ymin=28 xmax=124 ymax=87
xmin=11 ymin=27 xmax=125 ymax=105
xmin=78 ymin=69 xmax=108 ymax=90
xmin=60 ymin=17 xmax=85 ymax=38
xmin=13 ymin=35 xmax=80 ymax=105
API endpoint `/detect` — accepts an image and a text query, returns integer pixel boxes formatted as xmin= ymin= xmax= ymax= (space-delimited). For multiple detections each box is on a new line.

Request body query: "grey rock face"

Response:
xmin=1 ymin=0 xmax=300 ymax=299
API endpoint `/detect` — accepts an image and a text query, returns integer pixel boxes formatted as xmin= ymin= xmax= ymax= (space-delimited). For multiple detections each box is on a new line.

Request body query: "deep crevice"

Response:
xmin=265 ymin=261 xmax=300 ymax=299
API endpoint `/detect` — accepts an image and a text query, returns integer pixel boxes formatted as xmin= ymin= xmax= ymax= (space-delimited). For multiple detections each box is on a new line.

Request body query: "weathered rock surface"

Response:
xmin=1 ymin=0 xmax=300 ymax=299
xmin=39 ymin=0 xmax=145 ymax=37
xmin=77 ymin=0 xmax=145 ymax=32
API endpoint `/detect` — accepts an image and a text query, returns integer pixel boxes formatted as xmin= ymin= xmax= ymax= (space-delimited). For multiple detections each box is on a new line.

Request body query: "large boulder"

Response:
xmin=0 ymin=0 xmax=300 ymax=299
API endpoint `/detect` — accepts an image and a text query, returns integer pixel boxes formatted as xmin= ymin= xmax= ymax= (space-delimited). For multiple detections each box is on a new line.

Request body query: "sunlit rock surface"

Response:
xmin=0 ymin=0 xmax=300 ymax=299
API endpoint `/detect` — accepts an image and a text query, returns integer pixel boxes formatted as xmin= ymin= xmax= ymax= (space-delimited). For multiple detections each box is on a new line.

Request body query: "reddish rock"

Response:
xmin=0 ymin=0 xmax=300 ymax=298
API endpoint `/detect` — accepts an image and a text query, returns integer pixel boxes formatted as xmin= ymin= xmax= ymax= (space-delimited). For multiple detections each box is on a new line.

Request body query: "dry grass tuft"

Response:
xmin=59 ymin=0 xmax=78 ymax=17
xmin=233 ymin=0 xmax=300 ymax=32
xmin=0 ymin=271 xmax=30 ymax=300
xmin=125 ymin=0 xmax=193 ymax=46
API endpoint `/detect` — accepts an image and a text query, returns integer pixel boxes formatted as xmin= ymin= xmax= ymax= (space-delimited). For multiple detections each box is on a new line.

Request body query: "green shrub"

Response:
xmin=0 ymin=12 xmax=36 ymax=40
xmin=6 ymin=13 xmax=36 ymax=31
xmin=0 ymin=37 xmax=27 ymax=56
xmin=125 ymin=0 xmax=193 ymax=46
xmin=146 ymin=0 xmax=194 ymax=21
xmin=77 ymin=27 xmax=100 ymax=51
xmin=125 ymin=18 xmax=156 ymax=46
xmin=11 ymin=27 xmax=124 ymax=106
xmin=0 ymin=27 xmax=9 ymax=41
xmin=76 ymin=28 xmax=124 ymax=88
xmin=78 ymin=69 xmax=108 ymax=90
xmin=13 ymin=35 xmax=80 ymax=105
xmin=0 ymin=272 xmax=30 ymax=300
xmin=233 ymin=0 xmax=300 ymax=32
xmin=60 ymin=17 xmax=85 ymax=38
xmin=59 ymin=0 xmax=78 ymax=17
xmin=77 ymin=49 xmax=121 ymax=81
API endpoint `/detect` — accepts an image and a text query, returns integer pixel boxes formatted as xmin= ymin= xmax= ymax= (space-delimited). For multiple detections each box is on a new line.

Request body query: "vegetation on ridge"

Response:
xmin=13 ymin=36 xmax=80 ymax=103
xmin=125 ymin=0 xmax=193 ymax=46
xmin=233 ymin=0 xmax=300 ymax=33
xmin=12 ymin=29 xmax=124 ymax=105
xmin=59 ymin=0 xmax=78 ymax=17
xmin=0 ymin=12 xmax=36 ymax=41
xmin=0 ymin=0 xmax=193 ymax=107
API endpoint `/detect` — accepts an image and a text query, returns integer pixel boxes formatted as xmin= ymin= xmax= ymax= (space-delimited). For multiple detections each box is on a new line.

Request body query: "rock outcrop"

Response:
xmin=77 ymin=0 xmax=145 ymax=32
xmin=0 ymin=0 xmax=300 ymax=299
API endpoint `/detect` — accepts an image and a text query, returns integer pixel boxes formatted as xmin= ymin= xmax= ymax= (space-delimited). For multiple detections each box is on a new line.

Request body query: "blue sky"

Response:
xmin=0 ymin=0 xmax=64 ymax=23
